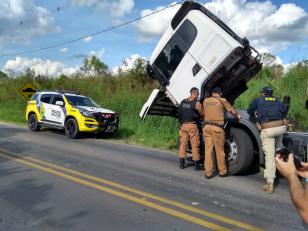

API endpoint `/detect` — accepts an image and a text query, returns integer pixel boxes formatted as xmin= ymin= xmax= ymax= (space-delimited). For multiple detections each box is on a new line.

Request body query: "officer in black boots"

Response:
xmin=178 ymin=87 xmax=203 ymax=170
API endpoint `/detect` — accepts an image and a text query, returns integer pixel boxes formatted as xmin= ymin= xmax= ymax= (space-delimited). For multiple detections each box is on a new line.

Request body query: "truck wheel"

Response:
xmin=225 ymin=127 xmax=254 ymax=175
xmin=65 ymin=118 xmax=79 ymax=139
xmin=28 ymin=114 xmax=41 ymax=131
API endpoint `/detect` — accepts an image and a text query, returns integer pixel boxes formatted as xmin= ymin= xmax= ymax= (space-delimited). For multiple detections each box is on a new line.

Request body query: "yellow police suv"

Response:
xmin=26 ymin=90 xmax=119 ymax=138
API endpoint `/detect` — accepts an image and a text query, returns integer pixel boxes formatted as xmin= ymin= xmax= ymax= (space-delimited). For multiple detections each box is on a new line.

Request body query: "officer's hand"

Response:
xmin=237 ymin=114 xmax=241 ymax=120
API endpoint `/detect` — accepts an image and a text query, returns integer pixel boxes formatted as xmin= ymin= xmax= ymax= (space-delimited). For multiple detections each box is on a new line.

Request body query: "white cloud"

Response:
xmin=204 ymin=0 xmax=308 ymax=52
xmin=71 ymin=0 xmax=134 ymax=18
xmin=135 ymin=2 xmax=180 ymax=42
xmin=83 ymin=36 xmax=93 ymax=43
xmin=135 ymin=0 xmax=308 ymax=52
xmin=59 ymin=47 xmax=69 ymax=53
xmin=112 ymin=53 xmax=146 ymax=74
xmin=283 ymin=62 xmax=298 ymax=73
xmin=2 ymin=56 xmax=79 ymax=77
xmin=0 ymin=0 xmax=59 ymax=49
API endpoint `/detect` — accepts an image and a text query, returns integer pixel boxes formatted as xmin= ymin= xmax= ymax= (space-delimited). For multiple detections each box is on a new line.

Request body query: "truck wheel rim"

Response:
xmin=225 ymin=138 xmax=238 ymax=164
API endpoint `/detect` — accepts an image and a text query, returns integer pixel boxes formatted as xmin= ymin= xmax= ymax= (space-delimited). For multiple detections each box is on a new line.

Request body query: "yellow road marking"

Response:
xmin=23 ymin=155 xmax=263 ymax=231
xmin=0 ymin=149 xmax=264 ymax=231
xmin=0 ymin=152 xmax=230 ymax=231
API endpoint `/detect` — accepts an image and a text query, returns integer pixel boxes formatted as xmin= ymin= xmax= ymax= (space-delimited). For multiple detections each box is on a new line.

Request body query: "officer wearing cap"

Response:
xmin=178 ymin=87 xmax=203 ymax=170
xmin=203 ymin=87 xmax=240 ymax=179
xmin=247 ymin=86 xmax=288 ymax=194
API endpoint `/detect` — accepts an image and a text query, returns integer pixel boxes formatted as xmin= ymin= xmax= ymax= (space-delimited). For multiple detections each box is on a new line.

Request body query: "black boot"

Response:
xmin=179 ymin=158 xmax=185 ymax=169
xmin=194 ymin=160 xmax=202 ymax=171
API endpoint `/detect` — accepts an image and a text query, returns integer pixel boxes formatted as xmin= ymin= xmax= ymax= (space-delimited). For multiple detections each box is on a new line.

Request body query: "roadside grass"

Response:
xmin=0 ymin=64 xmax=307 ymax=149
xmin=235 ymin=64 xmax=308 ymax=130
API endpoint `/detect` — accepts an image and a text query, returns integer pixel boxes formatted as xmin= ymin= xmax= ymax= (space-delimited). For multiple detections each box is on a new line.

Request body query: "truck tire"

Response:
xmin=28 ymin=114 xmax=41 ymax=131
xmin=225 ymin=127 xmax=254 ymax=174
xmin=65 ymin=118 xmax=79 ymax=139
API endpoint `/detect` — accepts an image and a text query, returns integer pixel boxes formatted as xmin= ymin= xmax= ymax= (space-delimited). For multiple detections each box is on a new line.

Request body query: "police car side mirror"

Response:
xmin=55 ymin=101 xmax=64 ymax=107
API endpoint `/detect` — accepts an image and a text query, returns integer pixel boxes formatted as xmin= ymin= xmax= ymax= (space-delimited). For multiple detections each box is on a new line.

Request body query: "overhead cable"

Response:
xmin=0 ymin=2 xmax=182 ymax=58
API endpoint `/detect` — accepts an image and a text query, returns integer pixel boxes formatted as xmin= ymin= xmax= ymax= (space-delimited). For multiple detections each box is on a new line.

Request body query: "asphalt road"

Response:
xmin=0 ymin=122 xmax=306 ymax=231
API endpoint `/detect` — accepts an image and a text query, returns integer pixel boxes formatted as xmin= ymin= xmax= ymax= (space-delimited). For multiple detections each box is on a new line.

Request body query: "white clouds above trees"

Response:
xmin=2 ymin=56 xmax=79 ymax=77
xmin=135 ymin=0 xmax=308 ymax=52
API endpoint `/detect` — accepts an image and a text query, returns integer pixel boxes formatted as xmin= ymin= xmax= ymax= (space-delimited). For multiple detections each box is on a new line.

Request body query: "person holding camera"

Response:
xmin=275 ymin=154 xmax=308 ymax=224
xmin=247 ymin=86 xmax=288 ymax=193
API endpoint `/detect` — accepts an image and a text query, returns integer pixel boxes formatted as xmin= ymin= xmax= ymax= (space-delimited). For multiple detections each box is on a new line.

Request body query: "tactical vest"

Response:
xmin=257 ymin=96 xmax=286 ymax=122
xmin=179 ymin=99 xmax=199 ymax=124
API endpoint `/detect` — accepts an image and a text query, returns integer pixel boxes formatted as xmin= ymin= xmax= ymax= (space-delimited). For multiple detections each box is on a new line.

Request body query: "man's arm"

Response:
xmin=247 ymin=99 xmax=257 ymax=116
xmin=221 ymin=99 xmax=240 ymax=120
xmin=195 ymin=101 xmax=203 ymax=117
xmin=287 ymin=174 xmax=308 ymax=223
xmin=275 ymin=155 xmax=308 ymax=223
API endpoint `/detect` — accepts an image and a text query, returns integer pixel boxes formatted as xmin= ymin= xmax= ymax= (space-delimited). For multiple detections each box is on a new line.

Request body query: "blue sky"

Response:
xmin=0 ymin=0 xmax=307 ymax=76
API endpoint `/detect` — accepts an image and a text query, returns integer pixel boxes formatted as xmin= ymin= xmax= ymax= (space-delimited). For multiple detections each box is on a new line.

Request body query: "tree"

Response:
xmin=261 ymin=53 xmax=278 ymax=67
xmin=0 ymin=71 xmax=8 ymax=79
xmin=81 ymin=55 xmax=108 ymax=76
xmin=260 ymin=53 xmax=284 ymax=79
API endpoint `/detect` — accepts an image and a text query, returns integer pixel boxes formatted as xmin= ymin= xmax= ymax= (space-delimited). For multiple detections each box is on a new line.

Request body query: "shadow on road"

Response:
xmin=0 ymin=127 xmax=24 ymax=138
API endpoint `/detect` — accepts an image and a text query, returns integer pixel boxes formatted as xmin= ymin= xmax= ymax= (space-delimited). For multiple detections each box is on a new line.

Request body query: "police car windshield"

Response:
xmin=65 ymin=95 xmax=98 ymax=107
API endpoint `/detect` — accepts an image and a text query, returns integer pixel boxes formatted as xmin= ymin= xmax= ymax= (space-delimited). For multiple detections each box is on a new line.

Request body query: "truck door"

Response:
xmin=150 ymin=19 xmax=207 ymax=104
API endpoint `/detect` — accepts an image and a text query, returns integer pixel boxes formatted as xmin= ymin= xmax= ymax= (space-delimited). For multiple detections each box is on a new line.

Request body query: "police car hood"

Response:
xmin=76 ymin=106 xmax=115 ymax=114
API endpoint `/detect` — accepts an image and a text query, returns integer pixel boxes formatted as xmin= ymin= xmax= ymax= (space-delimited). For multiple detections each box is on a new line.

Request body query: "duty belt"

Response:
xmin=260 ymin=120 xmax=285 ymax=129
xmin=203 ymin=121 xmax=224 ymax=129
xmin=182 ymin=121 xmax=197 ymax=124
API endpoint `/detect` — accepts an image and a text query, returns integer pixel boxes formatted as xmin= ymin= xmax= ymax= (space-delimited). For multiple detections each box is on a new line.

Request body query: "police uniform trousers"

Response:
xmin=178 ymin=123 xmax=200 ymax=161
xmin=203 ymin=125 xmax=227 ymax=176
xmin=260 ymin=125 xmax=287 ymax=183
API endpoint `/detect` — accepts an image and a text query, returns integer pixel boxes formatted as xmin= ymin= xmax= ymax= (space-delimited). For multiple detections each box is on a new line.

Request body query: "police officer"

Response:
xmin=203 ymin=87 xmax=240 ymax=178
xmin=178 ymin=87 xmax=203 ymax=170
xmin=247 ymin=86 xmax=288 ymax=194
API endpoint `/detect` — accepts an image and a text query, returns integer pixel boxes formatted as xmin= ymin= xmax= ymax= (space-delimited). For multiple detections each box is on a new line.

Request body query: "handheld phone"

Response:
xmin=276 ymin=148 xmax=302 ymax=169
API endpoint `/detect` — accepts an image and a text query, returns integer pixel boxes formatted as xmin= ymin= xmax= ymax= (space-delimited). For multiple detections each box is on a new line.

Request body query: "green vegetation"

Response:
xmin=0 ymin=55 xmax=307 ymax=150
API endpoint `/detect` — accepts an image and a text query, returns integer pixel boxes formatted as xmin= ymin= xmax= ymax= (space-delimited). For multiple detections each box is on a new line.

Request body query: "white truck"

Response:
xmin=140 ymin=1 xmax=308 ymax=174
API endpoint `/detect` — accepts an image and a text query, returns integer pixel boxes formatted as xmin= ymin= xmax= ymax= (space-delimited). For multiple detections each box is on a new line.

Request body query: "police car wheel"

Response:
xmin=225 ymin=127 xmax=254 ymax=175
xmin=28 ymin=114 xmax=40 ymax=132
xmin=65 ymin=118 xmax=79 ymax=139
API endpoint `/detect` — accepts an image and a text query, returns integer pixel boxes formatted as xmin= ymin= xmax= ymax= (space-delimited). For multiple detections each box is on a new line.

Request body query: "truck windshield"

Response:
xmin=153 ymin=20 xmax=197 ymax=81
xmin=65 ymin=95 xmax=98 ymax=107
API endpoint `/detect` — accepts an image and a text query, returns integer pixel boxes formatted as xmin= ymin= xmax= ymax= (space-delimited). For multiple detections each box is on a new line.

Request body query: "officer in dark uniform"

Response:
xmin=178 ymin=87 xmax=203 ymax=170
xmin=247 ymin=86 xmax=288 ymax=194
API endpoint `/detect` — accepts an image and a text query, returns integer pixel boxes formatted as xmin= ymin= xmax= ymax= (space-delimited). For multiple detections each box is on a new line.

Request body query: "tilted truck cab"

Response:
xmin=140 ymin=1 xmax=308 ymax=174
xmin=140 ymin=1 xmax=264 ymax=174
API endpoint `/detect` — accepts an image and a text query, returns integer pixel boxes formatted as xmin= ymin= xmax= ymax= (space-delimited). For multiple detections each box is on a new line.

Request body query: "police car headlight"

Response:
xmin=82 ymin=111 xmax=95 ymax=118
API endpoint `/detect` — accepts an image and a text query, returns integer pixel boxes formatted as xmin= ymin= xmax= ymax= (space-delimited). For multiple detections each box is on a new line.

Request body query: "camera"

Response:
xmin=276 ymin=148 xmax=302 ymax=169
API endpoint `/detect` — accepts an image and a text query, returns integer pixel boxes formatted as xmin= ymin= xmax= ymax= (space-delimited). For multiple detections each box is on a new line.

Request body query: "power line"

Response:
xmin=17 ymin=2 xmax=72 ymax=27
xmin=1 ymin=1 xmax=182 ymax=58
